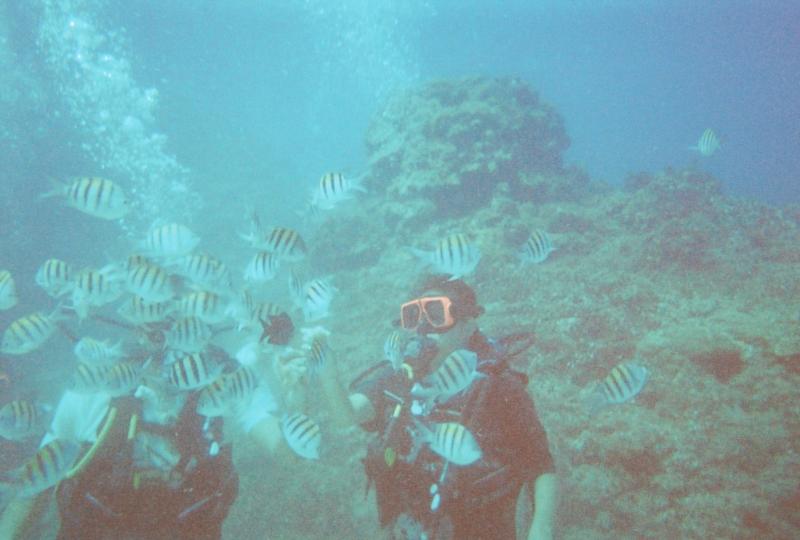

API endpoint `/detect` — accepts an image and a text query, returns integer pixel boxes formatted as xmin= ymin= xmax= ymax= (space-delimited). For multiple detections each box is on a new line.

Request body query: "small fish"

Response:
xmin=0 ymin=400 xmax=46 ymax=441
xmin=117 ymin=296 xmax=173 ymax=325
xmin=248 ymin=227 xmax=306 ymax=262
xmin=312 ymin=172 xmax=366 ymax=210
xmin=0 ymin=439 xmax=82 ymax=498
xmin=1 ymin=310 xmax=61 ymax=355
xmin=172 ymin=253 xmax=232 ymax=292
xmin=71 ymin=265 xmax=124 ymax=320
xmin=518 ymin=230 xmax=555 ymax=264
xmin=411 ymin=349 xmax=483 ymax=404
xmin=281 ymin=412 xmax=321 ymax=460
xmin=414 ymin=421 xmax=482 ymax=466
xmin=690 ymin=128 xmax=721 ymax=157
xmin=246 ymin=301 xmax=282 ymax=329
xmin=177 ymin=291 xmax=227 ymax=324
xmin=196 ymin=366 xmax=259 ymax=417
xmin=167 ymin=351 xmax=222 ymax=390
xmin=412 ymin=234 xmax=481 ymax=280
xmin=72 ymin=362 xmax=112 ymax=394
xmin=383 ymin=330 xmax=405 ymax=370
xmin=42 ymin=177 xmax=129 ymax=220
xmin=125 ymin=254 xmax=151 ymax=271
xmin=73 ymin=337 xmax=124 ymax=364
xmin=35 ymin=259 xmax=74 ymax=297
xmin=0 ymin=270 xmax=17 ymax=311
xmin=584 ymin=362 xmax=649 ymax=414
xmin=104 ymin=361 xmax=143 ymax=397
xmin=243 ymin=251 xmax=280 ymax=283
xmin=164 ymin=317 xmax=212 ymax=352
xmin=125 ymin=261 xmax=175 ymax=302
xmin=141 ymin=223 xmax=200 ymax=258
xmin=307 ymin=334 xmax=330 ymax=374
xmin=293 ymin=277 xmax=336 ymax=322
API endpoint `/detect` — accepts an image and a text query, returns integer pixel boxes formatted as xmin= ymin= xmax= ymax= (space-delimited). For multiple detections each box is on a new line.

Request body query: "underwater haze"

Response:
xmin=2 ymin=1 xmax=800 ymax=539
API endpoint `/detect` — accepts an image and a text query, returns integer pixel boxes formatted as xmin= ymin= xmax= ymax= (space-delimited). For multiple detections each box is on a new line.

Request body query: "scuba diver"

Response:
xmin=319 ymin=275 xmax=558 ymax=540
xmin=0 ymin=310 xmax=297 ymax=540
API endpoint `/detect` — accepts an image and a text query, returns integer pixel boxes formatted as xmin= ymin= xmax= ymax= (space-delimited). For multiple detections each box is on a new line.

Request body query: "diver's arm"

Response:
xmin=525 ymin=472 xmax=557 ymax=540
xmin=318 ymin=350 xmax=374 ymax=428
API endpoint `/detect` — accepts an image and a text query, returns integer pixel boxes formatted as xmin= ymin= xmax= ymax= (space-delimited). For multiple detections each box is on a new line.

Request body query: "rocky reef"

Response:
xmin=364 ymin=77 xmax=578 ymax=220
xmin=281 ymin=76 xmax=800 ymax=539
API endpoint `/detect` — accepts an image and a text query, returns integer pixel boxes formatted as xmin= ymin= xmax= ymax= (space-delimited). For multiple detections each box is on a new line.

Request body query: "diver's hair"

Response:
xmin=411 ymin=274 xmax=485 ymax=321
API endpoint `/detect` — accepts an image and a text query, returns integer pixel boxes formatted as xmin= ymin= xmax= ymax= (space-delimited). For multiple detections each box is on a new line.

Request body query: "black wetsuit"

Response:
xmin=356 ymin=331 xmax=555 ymax=540
xmin=56 ymin=395 xmax=238 ymax=540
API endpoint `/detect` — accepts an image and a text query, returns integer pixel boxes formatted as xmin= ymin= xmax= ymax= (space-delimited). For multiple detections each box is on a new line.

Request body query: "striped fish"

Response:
xmin=141 ymin=223 xmax=200 ymax=258
xmin=167 ymin=352 xmax=222 ymax=390
xmin=293 ymin=277 xmax=336 ymax=322
xmin=73 ymin=337 xmax=123 ymax=364
xmin=312 ymin=172 xmax=366 ymax=210
xmin=164 ymin=317 xmax=212 ymax=352
xmin=72 ymin=362 xmax=111 ymax=394
xmin=71 ymin=266 xmax=124 ymax=320
xmin=281 ymin=412 xmax=321 ymax=460
xmin=117 ymin=296 xmax=173 ymax=325
xmin=415 ymin=421 xmax=482 ymax=466
xmin=196 ymin=366 xmax=259 ymax=417
xmin=412 ymin=349 xmax=483 ymax=404
xmin=307 ymin=335 xmax=330 ymax=374
xmin=0 ymin=270 xmax=17 ymax=311
xmin=177 ymin=291 xmax=227 ymax=324
xmin=125 ymin=254 xmax=151 ymax=271
xmin=243 ymin=251 xmax=280 ymax=283
xmin=518 ymin=230 xmax=555 ymax=264
xmin=125 ymin=261 xmax=175 ymax=302
xmin=35 ymin=259 xmax=74 ymax=297
xmin=383 ymin=330 xmax=404 ymax=371
xmin=42 ymin=177 xmax=129 ymax=220
xmin=412 ymin=233 xmax=481 ymax=280
xmin=0 ymin=400 xmax=45 ymax=440
xmin=1 ymin=311 xmax=60 ymax=355
xmin=173 ymin=253 xmax=232 ymax=292
xmin=255 ymin=227 xmax=306 ymax=262
xmin=690 ymin=128 xmax=721 ymax=157
xmin=2 ymin=439 xmax=82 ymax=498
xmin=584 ymin=362 xmax=649 ymax=414
xmin=104 ymin=362 xmax=143 ymax=397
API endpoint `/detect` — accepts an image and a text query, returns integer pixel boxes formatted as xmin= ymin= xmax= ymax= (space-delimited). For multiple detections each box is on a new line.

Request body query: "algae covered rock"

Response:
xmin=364 ymin=77 xmax=571 ymax=217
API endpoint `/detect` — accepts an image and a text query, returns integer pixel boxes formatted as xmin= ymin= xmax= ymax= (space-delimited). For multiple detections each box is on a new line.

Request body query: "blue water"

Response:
xmin=111 ymin=0 xmax=800 ymax=211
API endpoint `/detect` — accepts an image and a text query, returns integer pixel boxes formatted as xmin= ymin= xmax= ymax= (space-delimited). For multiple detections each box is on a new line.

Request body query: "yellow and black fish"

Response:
xmin=42 ymin=177 xmax=130 ymax=220
xmin=0 ymin=270 xmax=17 ymax=311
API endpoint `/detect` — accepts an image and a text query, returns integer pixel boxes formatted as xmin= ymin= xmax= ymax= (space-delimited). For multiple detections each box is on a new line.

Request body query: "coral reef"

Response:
xmin=363 ymin=77 xmax=576 ymax=219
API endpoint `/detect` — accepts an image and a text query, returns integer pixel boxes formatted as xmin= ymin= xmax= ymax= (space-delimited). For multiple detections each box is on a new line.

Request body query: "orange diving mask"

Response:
xmin=400 ymin=296 xmax=455 ymax=332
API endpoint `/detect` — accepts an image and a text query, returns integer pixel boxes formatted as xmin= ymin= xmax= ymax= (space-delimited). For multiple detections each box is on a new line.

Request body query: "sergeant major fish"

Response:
xmin=412 ymin=234 xmax=481 ymax=281
xmin=281 ymin=412 xmax=321 ymax=460
xmin=311 ymin=172 xmax=367 ymax=210
xmin=35 ymin=259 xmax=74 ymax=297
xmin=177 ymin=291 xmax=228 ymax=324
xmin=583 ymin=362 xmax=649 ymax=414
xmin=196 ymin=366 xmax=260 ymax=417
xmin=1 ymin=309 xmax=62 ymax=355
xmin=167 ymin=351 xmax=223 ymax=391
xmin=74 ymin=337 xmax=124 ymax=364
xmin=164 ymin=317 xmax=212 ymax=352
xmin=71 ymin=265 xmax=124 ymax=320
xmin=0 ymin=270 xmax=17 ymax=311
xmin=125 ymin=261 xmax=176 ymax=302
xmin=690 ymin=128 xmax=721 ymax=157
xmin=518 ymin=230 xmax=555 ymax=264
xmin=243 ymin=251 xmax=280 ymax=283
xmin=244 ymin=226 xmax=306 ymax=262
xmin=171 ymin=253 xmax=232 ymax=293
xmin=291 ymin=276 xmax=337 ymax=322
xmin=413 ymin=420 xmax=482 ymax=466
xmin=117 ymin=296 xmax=173 ymax=325
xmin=41 ymin=177 xmax=129 ymax=220
xmin=0 ymin=400 xmax=48 ymax=441
xmin=411 ymin=349 xmax=483 ymax=405
xmin=141 ymin=223 xmax=200 ymax=258
xmin=0 ymin=439 xmax=82 ymax=500
xmin=383 ymin=330 xmax=405 ymax=371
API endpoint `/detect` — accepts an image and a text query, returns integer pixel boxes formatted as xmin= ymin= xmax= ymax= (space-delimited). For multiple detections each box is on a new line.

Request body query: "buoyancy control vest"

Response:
xmin=356 ymin=331 xmax=535 ymax=533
